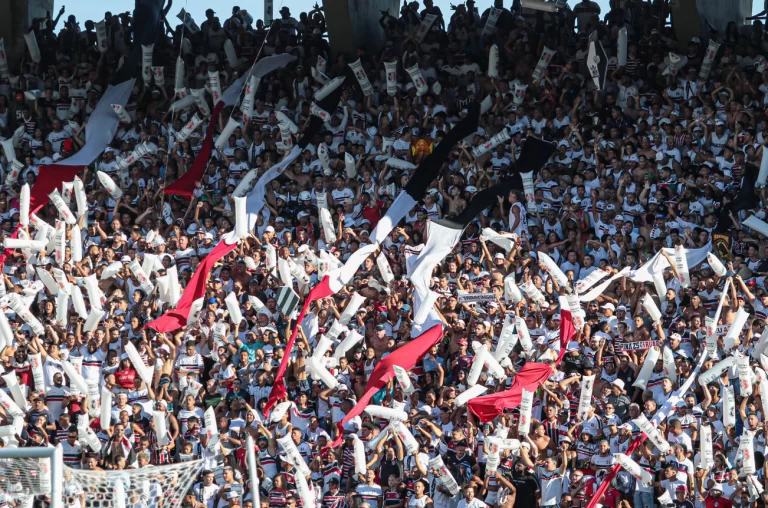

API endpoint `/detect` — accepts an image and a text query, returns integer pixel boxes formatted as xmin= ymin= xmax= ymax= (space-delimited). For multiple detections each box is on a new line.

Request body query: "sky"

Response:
xmin=65 ymin=0 xmax=622 ymax=26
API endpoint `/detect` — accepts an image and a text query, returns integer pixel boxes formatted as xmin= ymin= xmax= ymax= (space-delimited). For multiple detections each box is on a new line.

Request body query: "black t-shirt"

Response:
xmin=510 ymin=474 xmax=539 ymax=507
xmin=446 ymin=451 xmax=476 ymax=482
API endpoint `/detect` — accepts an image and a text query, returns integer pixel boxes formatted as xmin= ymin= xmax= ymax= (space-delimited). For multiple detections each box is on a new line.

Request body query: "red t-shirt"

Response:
xmin=115 ymin=368 xmax=138 ymax=389
xmin=362 ymin=201 xmax=383 ymax=230
xmin=706 ymin=495 xmax=733 ymax=508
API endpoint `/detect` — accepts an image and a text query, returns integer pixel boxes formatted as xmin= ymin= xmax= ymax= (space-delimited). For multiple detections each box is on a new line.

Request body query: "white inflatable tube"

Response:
xmin=269 ymin=401 xmax=291 ymax=423
xmin=191 ymin=88 xmax=210 ymax=117
xmin=745 ymin=215 xmax=768 ymax=237
xmin=70 ymin=226 xmax=82 ymax=262
xmin=488 ymin=45 xmax=499 ymax=78
xmin=333 ymin=330 xmax=363 ymax=360
xmin=111 ymin=104 xmax=131 ymax=123
xmin=62 ymin=360 xmax=90 ymax=394
xmin=1 ymin=373 xmax=26 ymax=410
xmin=56 ymin=291 xmax=68 ymax=326
xmin=537 ymin=251 xmax=569 ymax=287
xmin=83 ymin=308 xmax=105 ymax=333
xmin=74 ymin=177 xmax=87 ymax=218
xmin=532 ymin=46 xmax=556 ymax=82
xmin=632 ymin=347 xmax=660 ymax=389
xmin=49 ymin=190 xmax=77 ymax=225
xmin=215 ymin=116 xmax=240 ymax=152
xmin=225 ymin=292 xmax=243 ymax=327
xmin=19 ymin=184 xmax=29 ymax=227
xmin=176 ymin=114 xmax=203 ymax=143
xmin=352 ymin=434 xmax=367 ymax=474
xmin=100 ymin=261 xmax=123 ymax=280
xmin=364 ymin=405 xmax=408 ymax=422
xmin=169 ymin=94 xmax=195 ymax=112
xmin=345 ymin=152 xmax=356 ymax=179
xmin=306 ymin=357 xmax=338 ymax=389
xmin=124 ymin=341 xmax=153 ymax=386
xmin=234 ymin=196 xmax=248 ymax=239
xmin=240 ymin=75 xmax=258 ymax=121
xmin=100 ymin=387 xmax=112 ymax=430
xmin=468 ymin=345 xmax=488 ymax=386
xmin=393 ymin=421 xmax=419 ymax=455
xmin=707 ymin=252 xmax=727 ymax=277
xmin=70 ymin=285 xmax=88 ymax=319
xmin=96 ymin=21 xmax=108 ymax=52
xmin=223 ymin=39 xmax=238 ymax=68
xmin=455 ymin=384 xmax=487 ymax=407
xmin=167 ymin=264 xmax=181 ymax=306
xmin=642 ymin=294 xmax=662 ymax=322
xmin=617 ymin=28 xmax=628 ymax=67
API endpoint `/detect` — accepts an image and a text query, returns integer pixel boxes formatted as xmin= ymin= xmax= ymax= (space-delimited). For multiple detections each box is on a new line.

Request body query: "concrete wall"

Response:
xmin=0 ymin=0 xmax=31 ymax=70
xmin=323 ymin=0 xmax=400 ymax=55
xmin=29 ymin=0 xmax=55 ymax=24
xmin=695 ymin=0 xmax=752 ymax=34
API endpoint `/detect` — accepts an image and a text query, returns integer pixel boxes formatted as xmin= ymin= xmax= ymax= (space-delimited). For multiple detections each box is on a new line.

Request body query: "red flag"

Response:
xmin=467 ymin=362 xmax=554 ymax=422
xmin=467 ymin=310 xmax=576 ymax=422
xmin=557 ymin=309 xmax=576 ymax=362
xmin=28 ymin=165 xmax=85 ymax=214
xmin=265 ymin=277 xmax=335 ymax=412
xmin=146 ymin=238 xmax=238 ymax=332
xmin=164 ymin=102 xmax=225 ymax=197
xmin=330 ymin=324 xmax=444 ymax=446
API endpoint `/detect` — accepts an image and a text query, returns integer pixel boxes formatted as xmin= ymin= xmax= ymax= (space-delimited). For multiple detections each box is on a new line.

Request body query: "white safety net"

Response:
xmin=0 ymin=457 xmax=202 ymax=508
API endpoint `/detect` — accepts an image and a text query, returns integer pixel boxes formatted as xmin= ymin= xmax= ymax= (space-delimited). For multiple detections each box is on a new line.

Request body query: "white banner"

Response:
xmin=384 ymin=60 xmax=398 ymax=97
xmin=738 ymin=355 xmax=753 ymax=396
xmin=518 ymin=388 xmax=534 ymax=435
xmin=458 ymin=292 xmax=496 ymax=304
xmin=415 ymin=14 xmax=437 ymax=42
xmin=723 ymin=385 xmax=736 ymax=428
xmin=741 ymin=432 xmax=756 ymax=474
xmin=531 ymin=47 xmax=556 ymax=82
xmin=700 ymin=423 xmax=714 ymax=469
xmin=405 ymin=64 xmax=428 ymax=96
xmin=349 ymin=59 xmax=374 ymax=96
xmin=577 ymin=375 xmax=595 ymax=420
xmin=674 ymin=245 xmax=690 ymax=287
xmin=699 ymin=40 xmax=721 ymax=81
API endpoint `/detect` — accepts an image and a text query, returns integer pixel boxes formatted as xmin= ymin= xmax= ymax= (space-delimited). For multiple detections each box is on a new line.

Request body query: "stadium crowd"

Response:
xmin=3 ymin=1 xmax=768 ymax=508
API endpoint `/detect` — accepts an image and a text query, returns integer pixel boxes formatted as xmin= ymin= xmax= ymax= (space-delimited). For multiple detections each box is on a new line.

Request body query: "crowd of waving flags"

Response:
xmin=10 ymin=10 xmax=768 ymax=505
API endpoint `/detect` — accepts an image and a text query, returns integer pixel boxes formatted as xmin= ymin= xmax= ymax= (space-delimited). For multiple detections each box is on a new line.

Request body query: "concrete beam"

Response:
xmin=323 ymin=0 xmax=400 ymax=55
